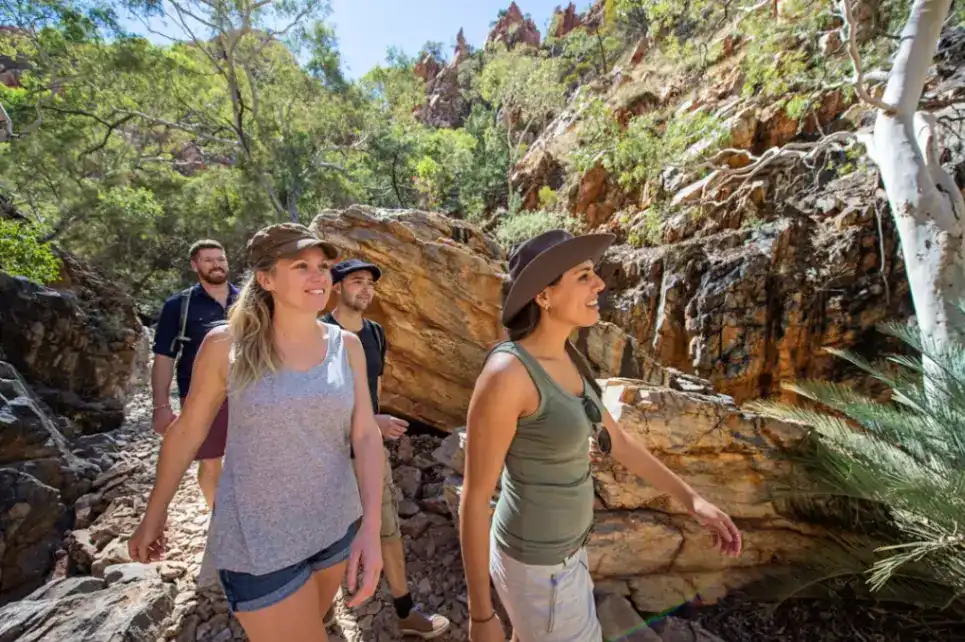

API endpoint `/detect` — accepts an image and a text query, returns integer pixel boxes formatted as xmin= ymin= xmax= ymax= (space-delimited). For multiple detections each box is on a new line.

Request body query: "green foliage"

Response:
xmin=494 ymin=209 xmax=577 ymax=248
xmin=747 ymin=322 xmax=965 ymax=601
xmin=537 ymin=186 xmax=558 ymax=209
xmin=0 ymin=219 xmax=61 ymax=283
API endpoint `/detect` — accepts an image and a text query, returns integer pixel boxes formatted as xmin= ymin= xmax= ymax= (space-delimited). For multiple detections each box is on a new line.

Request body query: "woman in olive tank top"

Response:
xmin=460 ymin=230 xmax=743 ymax=642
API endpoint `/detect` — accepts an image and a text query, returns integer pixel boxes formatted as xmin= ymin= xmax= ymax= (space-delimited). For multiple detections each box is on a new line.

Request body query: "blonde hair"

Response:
xmin=227 ymin=258 xmax=282 ymax=391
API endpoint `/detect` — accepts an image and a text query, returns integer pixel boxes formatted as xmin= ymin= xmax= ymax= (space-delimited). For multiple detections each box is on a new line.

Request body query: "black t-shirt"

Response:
xmin=321 ymin=312 xmax=384 ymax=413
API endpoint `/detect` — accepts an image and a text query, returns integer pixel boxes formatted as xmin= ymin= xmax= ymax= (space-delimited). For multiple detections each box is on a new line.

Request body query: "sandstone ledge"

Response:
xmin=437 ymin=374 xmax=826 ymax=611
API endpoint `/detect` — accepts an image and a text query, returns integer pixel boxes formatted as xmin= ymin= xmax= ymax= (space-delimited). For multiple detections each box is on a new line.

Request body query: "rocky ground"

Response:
xmin=5 ymin=388 xmax=965 ymax=642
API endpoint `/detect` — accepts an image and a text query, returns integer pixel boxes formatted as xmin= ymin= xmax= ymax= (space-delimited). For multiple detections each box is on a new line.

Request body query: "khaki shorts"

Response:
xmin=490 ymin=540 xmax=603 ymax=642
xmin=380 ymin=447 xmax=402 ymax=541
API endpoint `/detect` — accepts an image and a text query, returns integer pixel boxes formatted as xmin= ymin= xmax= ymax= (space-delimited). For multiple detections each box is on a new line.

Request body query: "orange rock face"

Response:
xmin=310 ymin=206 xmax=506 ymax=430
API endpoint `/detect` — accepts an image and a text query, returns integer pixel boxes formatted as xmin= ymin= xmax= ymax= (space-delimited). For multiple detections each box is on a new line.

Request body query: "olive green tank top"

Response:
xmin=490 ymin=341 xmax=603 ymax=566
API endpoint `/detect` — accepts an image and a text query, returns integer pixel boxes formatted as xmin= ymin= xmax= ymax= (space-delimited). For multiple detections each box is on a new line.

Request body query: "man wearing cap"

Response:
xmin=151 ymin=239 xmax=237 ymax=509
xmin=322 ymin=258 xmax=451 ymax=639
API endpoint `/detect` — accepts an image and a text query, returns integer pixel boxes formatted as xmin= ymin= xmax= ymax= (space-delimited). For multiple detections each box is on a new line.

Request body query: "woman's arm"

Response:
xmin=130 ymin=327 xmax=230 ymax=562
xmin=604 ymin=406 xmax=743 ymax=556
xmin=460 ymin=353 xmax=528 ymax=623
xmin=342 ymin=331 xmax=385 ymax=605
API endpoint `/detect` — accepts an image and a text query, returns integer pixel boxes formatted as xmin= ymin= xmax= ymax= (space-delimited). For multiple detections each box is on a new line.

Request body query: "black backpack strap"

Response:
xmin=168 ymin=287 xmax=193 ymax=357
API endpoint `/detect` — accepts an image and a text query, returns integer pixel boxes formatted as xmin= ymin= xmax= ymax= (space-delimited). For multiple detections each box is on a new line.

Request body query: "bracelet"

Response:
xmin=152 ymin=403 xmax=171 ymax=411
xmin=470 ymin=611 xmax=496 ymax=624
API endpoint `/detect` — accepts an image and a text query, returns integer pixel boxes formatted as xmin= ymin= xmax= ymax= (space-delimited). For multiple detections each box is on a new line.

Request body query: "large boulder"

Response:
xmin=0 ymin=249 xmax=146 ymax=433
xmin=0 ymin=360 xmax=101 ymax=598
xmin=0 ymin=572 xmax=176 ymax=641
xmin=437 ymin=372 xmax=829 ymax=612
xmin=0 ymin=469 xmax=65 ymax=598
xmin=311 ymin=205 xmax=506 ymax=430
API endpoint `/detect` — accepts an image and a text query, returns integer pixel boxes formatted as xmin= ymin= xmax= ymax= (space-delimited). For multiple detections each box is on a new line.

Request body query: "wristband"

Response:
xmin=471 ymin=611 xmax=496 ymax=624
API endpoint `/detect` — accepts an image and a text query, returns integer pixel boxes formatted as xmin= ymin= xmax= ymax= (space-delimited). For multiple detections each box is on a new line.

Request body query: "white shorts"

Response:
xmin=490 ymin=539 xmax=603 ymax=642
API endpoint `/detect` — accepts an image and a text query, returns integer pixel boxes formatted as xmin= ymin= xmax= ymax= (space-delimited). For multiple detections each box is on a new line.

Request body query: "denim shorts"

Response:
xmin=218 ymin=517 xmax=361 ymax=613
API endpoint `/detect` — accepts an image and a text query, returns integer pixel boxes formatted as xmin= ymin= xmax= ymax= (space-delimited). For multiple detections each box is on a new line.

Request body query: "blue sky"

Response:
xmin=118 ymin=1 xmax=589 ymax=79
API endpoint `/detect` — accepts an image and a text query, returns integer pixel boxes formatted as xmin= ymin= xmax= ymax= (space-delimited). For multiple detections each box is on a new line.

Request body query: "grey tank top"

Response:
xmin=205 ymin=323 xmax=362 ymax=575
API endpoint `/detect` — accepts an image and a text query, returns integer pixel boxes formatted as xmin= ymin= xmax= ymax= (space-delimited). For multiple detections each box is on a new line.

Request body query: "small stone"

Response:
xmin=159 ymin=561 xmax=188 ymax=581
xmin=417 ymin=577 xmax=432 ymax=595
xmin=91 ymin=539 xmax=132 ymax=577
xmin=421 ymin=495 xmax=450 ymax=517
xmin=398 ymin=498 xmax=421 ymax=518
xmin=401 ymin=513 xmax=432 ymax=539
xmin=396 ymin=435 xmax=415 ymax=463
xmin=393 ymin=466 xmax=422 ymax=499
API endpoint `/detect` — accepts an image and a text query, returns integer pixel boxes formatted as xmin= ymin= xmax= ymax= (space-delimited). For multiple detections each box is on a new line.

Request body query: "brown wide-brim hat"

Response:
xmin=502 ymin=229 xmax=615 ymax=326
xmin=246 ymin=222 xmax=339 ymax=267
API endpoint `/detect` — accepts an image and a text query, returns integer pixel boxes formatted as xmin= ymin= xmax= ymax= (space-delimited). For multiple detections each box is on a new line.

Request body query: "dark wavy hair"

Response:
xmin=493 ymin=274 xmax=602 ymax=397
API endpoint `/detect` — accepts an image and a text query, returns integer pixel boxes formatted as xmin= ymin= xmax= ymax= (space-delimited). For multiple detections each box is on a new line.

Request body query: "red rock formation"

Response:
xmin=487 ymin=2 xmax=541 ymax=50
xmin=552 ymin=2 xmax=583 ymax=38
xmin=415 ymin=29 xmax=473 ymax=128
xmin=414 ymin=53 xmax=442 ymax=84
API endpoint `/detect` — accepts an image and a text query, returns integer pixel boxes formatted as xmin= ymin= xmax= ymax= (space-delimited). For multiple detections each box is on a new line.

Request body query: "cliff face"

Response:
xmin=503 ymin=7 xmax=963 ymax=403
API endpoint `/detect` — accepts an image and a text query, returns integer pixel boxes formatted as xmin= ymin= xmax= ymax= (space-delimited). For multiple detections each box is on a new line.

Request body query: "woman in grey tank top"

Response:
xmin=460 ymin=230 xmax=744 ymax=642
xmin=129 ymin=223 xmax=386 ymax=641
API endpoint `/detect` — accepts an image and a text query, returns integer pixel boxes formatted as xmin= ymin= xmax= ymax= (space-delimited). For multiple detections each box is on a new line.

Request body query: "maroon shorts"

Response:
xmin=182 ymin=397 xmax=228 ymax=461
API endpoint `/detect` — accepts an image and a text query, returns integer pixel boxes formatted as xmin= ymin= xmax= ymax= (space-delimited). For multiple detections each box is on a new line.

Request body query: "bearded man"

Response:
xmin=151 ymin=240 xmax=238 ymax=508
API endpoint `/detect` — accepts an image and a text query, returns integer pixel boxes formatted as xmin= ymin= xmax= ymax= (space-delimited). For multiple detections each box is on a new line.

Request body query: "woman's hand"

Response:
xmin=344 ymin=524 xmax=383 ymax=608
xmin=469 ymin=613 xmax=504 ymax=642
xmin=689 ymin=496 xmax=742 ymax=557
xmin=128 ymin=509 xmax=168 ymax=563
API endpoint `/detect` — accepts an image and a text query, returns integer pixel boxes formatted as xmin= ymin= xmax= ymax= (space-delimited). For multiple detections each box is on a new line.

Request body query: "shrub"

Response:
xmin=747 ymin=321 xmax=965 ymax=604
xmin=494 ymin=210 xmax=577 ymax=248
xmin=0 ymin=219 xmax=61 ymax=284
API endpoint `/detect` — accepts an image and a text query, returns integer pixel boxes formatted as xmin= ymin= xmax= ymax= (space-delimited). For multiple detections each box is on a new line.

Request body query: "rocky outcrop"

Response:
xmin=487 ymin=2 xmax=541 ymax=50
xmin=0 ymin=359 xmax=111 ymax=598
xmin=599 ymin=179 xmax=912 ymax=404
xmin=416 ymin=29 xmax=472 ymax=128
xmin=437 ymin=373 xmax=832 ymax=612
xmin=0 ymin=249 xmax=147 ymax=433
xmin=0 ymin=574 xmax=176 ymax=641
xmin=414 ymin=53 xmax=443 ymax=84
xmin=552 ymin=2 xmax=583 ymax=38
xmin=311 ymin=205 xmax=506 ymax=430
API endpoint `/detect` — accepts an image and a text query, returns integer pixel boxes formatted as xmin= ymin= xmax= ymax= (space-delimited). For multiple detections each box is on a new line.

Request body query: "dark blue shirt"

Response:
xmin=321 ymin=313 xmax=384 ymax=413
xmin=153 ymin=283 xmax=239 ymax=398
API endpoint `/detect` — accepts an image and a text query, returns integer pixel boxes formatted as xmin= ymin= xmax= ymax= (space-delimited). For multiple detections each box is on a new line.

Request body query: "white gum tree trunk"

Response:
xmin=870 ymin=0 xmax=965 ymax=347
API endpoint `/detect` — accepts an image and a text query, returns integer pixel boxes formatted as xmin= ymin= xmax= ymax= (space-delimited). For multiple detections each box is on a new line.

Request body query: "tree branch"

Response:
xmin=840 ymin=0 xmax=898 ymax=114
xmin=82 ymin=114 xmax=135 ymax=156
xmin=0 ymin=101 xmax=13 ymax=140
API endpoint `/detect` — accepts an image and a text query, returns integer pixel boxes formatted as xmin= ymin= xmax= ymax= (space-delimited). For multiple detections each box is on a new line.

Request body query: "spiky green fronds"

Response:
xmin=745 ymin=320 xmax=965 ymax=608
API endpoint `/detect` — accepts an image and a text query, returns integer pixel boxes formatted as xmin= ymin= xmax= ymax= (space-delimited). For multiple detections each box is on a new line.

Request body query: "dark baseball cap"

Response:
xmin=246 ymin=223 xmax=338 ymax=267
xmin=331 ymin=258 xmax=382 ymax=284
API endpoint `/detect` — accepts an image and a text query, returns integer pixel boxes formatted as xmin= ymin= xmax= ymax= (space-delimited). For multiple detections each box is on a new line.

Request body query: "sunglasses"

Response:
xmin=582 ymin=395 xmax=611 ymax=454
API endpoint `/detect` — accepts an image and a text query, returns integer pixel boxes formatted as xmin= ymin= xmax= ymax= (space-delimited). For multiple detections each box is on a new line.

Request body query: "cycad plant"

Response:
xmin=747 ymin=319 xmax=965 ymax=606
